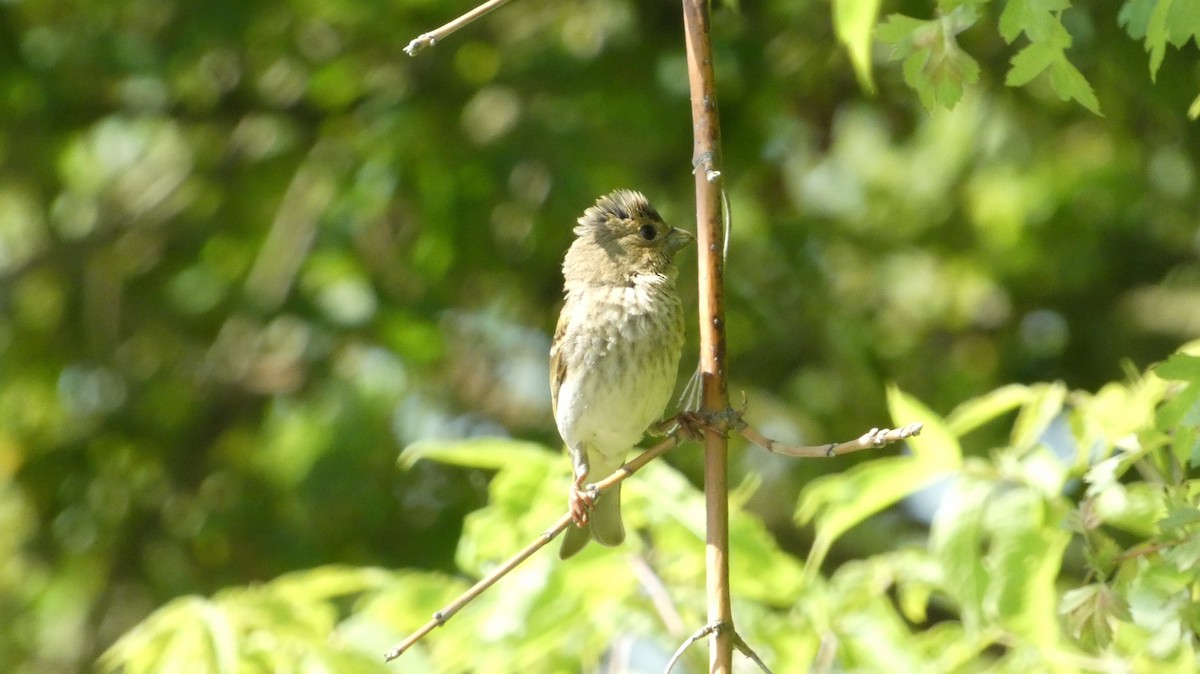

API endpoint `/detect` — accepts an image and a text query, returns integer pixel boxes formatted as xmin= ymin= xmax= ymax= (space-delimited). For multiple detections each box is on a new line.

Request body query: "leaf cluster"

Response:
xmin=102 ymin=344 xmax=1200 ymax=672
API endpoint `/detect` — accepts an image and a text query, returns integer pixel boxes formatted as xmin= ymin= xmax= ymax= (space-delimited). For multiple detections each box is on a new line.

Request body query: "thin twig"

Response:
xmin=663 ymin=621 xmax=774 ymax=674
xmin=730 ymin=629 xmax=774 ymax=674
xmin=403 ymin=0 xmax=513 ymax=56
xmin=384 ymin=428 xmax=687 ymax=662
xmin=630 ymin=555 xmax=687 ymax=638
xmin=736 ymin=421 xmax=924 ymax=458
xmin=809 ymin=633 xmax=838 ymax=674
xmin=664 ymin=620 xmax=724 ymax=674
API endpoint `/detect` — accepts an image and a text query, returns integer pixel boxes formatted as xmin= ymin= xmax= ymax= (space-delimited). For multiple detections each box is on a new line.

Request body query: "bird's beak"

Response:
xmin=666 ymin=227 xmax=695 ymax=254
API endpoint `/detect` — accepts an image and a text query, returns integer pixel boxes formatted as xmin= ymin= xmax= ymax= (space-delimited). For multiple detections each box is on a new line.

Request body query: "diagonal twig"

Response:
xmin=404 ymin=0 xmax=513 ymax=56
xmin=664 ymin=620 xmax=723 ymax=674
xmin=383 ymin=424 xmax=692 ymax=662
xmin=730 ymin=629 xmax=774 ymax=674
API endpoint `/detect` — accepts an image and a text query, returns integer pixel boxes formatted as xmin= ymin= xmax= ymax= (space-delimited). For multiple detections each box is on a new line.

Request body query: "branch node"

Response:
xmin=691 ymin=150 xmax=716 ymax=173
xmin=706 ymin=169 xmax=722 ymax=182
xmin=433 ymin=611 xmax=447 ymax=626
xmin=663 ymin=620 xmax=726 ymax=674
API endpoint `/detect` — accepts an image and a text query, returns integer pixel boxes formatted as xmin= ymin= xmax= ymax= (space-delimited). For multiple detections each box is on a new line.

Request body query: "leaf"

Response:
xmin=1006 ymin=42 xmax=1058 ymax=86
xmin=792 ymin=388 xmax=963 ymax=574
xmin=1119 ymin=0 xmax=1156 ymax=38
xmin=998 ymin=0 xmax=1071 ymax=44
xmin=1146 ymin=0 xmax=1172 ymax=79
xmin=400 ymin=437 xmax=554 ymax=471
xmin=946 ymin=384 xmax=1031 ymax=436
xmin=1154 ymin=354 xmax=1200 ymax=382
xmin=1191 ymin=92 xmax=1200 ymax=119
xmin=930 ymin=47 xmax=981 ymax=108
xmin=1060 ymin=583 xmax=1127 ymax=647
xmin=1167 ymin=0 xmax=1200 ymax=47
xmin=984 ymin=492 xmax=1070 ymax=646
xmin=931 ymin=477 xmax=992 ymax=633
xmin=797 ymin=455 xmax=948 ymax=573
xmin=1010 ymin=382 xmax=1067 ymax=451
xmin=888 ymin=385 xmax=962 ymax=468
xmin=1158 ymin=506 xmax=1200 ymax=534
xmin=876 ymin=13 xmax=932 ymax=51
xmin=1049 ymin=56 xmax=1102 ymax=114
xmin=834 ymin=0 xmax=883 ymax=92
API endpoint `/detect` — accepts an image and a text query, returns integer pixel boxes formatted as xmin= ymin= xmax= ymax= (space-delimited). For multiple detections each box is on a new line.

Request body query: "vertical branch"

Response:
xmin=681 ymin=0 xmax=732 ymax=672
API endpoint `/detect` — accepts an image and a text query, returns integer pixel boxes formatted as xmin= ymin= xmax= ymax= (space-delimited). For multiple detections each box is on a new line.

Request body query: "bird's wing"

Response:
xmin=549 ymin=307 xmax=570 ymax=420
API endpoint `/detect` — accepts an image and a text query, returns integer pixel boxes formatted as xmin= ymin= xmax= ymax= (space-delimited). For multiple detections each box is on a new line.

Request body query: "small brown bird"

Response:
xmin=550 ymin=190 xmax=692 ymax=559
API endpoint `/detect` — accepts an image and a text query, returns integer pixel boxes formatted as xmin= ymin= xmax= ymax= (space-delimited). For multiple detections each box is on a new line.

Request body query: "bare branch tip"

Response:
xmin=404 ymin=34 xmax=435 ymax=56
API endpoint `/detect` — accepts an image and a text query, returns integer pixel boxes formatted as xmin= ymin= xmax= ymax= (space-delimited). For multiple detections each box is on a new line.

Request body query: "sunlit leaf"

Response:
xmin=400 ymin=438 xmax=554 ymax=471
xmin=931 ymin=477 xmax=991 ymax=632
xmin=998 ymin=0 xmax=1071 ymax=43
xmin=1154 ymin=354 xmax=1200 ymax=382
xmin=834 ymin=0 xmax=883 ymax=92
xmin=945 ymin=384 xmax=1031 ymax=436
xmin=1010 ymin=382 xmax=1067 ymax=452
xmin=888 ymin=385 xmax=962 ymax=468
xmin=984 ymin=490 xmax=1069 ymax=646
xmin=798 ymin=455 xmax=945 ymax=572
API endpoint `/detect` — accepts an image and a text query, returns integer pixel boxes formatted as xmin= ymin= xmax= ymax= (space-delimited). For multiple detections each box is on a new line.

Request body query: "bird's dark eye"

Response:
xmin=639 ymin=224 xmax=658 ymax=241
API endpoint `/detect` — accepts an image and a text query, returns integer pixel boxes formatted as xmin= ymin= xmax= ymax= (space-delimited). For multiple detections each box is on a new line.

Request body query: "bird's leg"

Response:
xmin=569 ymin=456 xmax=594 ymax=527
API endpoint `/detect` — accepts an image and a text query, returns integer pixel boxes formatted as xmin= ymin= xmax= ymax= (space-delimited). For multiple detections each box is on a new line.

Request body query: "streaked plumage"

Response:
xmin=550 ymin=190 xmax=691 ymax=559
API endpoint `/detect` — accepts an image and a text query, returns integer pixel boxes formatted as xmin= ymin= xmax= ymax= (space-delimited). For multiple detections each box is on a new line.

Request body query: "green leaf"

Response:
xmin=1191 ymin=92 xmax=1200 ymax=119
xmin=789 ymin=387 xmax=963 ymax=577
xmin=886 ymin=12 xmax=981 ymax=112
xmin=984 ymin=491 xmax=1070 ymax=645
xmin=1167 ymin=0 xmax=1200 ymax=47
xmin=998 ymin=0 xmax=1071 ymax=44
xmin=1061 ymin=583 xmax=1127 ymax=648
xmin=1158 ymin=506 xmax=1200 ymax=533
xmin=931 ymin=477 xmax=992 ymax=632
xmin=1006 ymin=42 xmax=1058 ymax=86
xmin=1178 ymin=423 xmax=1199 ymax=469
xmin=1010 ymin=382 xmax=1067 ymax=451
xmin=931 ymin=47 xmax=981 ymax=108
xmin=400 ymin=437 xmax=554 ymax=471
xmin=1119 ymin=0 xmax=1156 ymax=38
xmin=1146 ymin=0 xmax=1172 ymax=79
xmin=1154 ymin=354 xmax=1200 ymax=382
xmin=1049 ymin=56 xmax=1102 ymax=114
xmin=876 ymin=13 xmax=930 ymax=52
xmin=798 ymin=455 xmax=947 ymax=573
xmin=834 ymin=0 xmax=883 ymax=92
xmin=947 ymin=384 xmax=1031 ymax=436
xmin=888 ymin=385 xmax=962 ymax=468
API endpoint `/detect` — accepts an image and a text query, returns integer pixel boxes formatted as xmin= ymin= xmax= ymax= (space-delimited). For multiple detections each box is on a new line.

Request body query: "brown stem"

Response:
xmin=681 ymin=0 xmax=732 ymax=671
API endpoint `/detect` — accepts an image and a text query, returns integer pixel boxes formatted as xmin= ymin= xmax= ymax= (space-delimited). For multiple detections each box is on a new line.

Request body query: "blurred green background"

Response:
xmin=1 ymin=0 xmax=1198 ymax=671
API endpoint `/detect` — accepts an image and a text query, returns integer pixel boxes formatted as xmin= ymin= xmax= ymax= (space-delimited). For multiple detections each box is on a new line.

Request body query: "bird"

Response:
xmin=550 ymin=189 xmax=692 ymax=559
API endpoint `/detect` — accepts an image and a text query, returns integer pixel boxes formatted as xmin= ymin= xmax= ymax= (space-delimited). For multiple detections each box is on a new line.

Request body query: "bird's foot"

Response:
xmin=569 ymin=475 xmax=596 ymax=527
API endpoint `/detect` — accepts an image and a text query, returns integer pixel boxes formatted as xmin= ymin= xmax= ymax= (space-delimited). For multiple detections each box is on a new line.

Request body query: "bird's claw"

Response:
xmin=569 ymin=475 xmax=597 ymax=527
